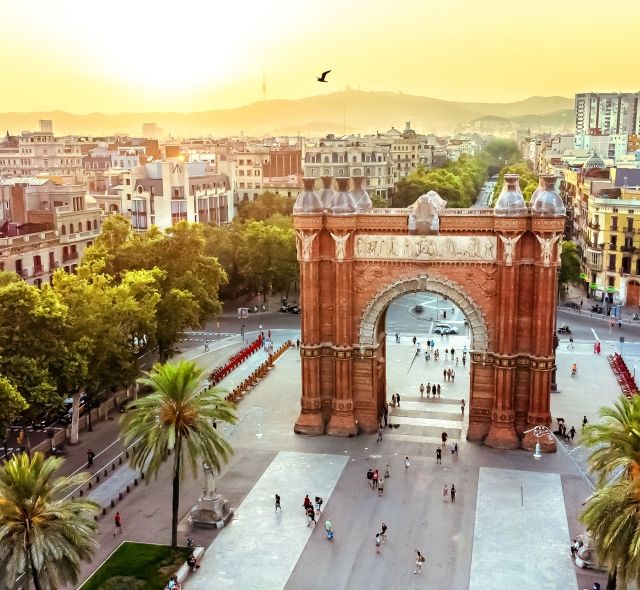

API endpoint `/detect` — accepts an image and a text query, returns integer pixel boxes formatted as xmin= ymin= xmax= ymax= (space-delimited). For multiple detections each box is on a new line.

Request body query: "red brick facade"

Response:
xmin=293 ymin=208 xmax=564 ymax=450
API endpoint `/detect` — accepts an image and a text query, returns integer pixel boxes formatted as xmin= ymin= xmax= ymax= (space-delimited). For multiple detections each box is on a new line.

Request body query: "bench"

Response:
xmin=175 ymin=545 xmax=205 ymax=584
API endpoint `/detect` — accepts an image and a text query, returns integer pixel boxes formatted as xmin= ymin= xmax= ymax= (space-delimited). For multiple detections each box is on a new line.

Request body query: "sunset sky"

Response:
xmin=1 ymin=0 xmax=638 ymax=113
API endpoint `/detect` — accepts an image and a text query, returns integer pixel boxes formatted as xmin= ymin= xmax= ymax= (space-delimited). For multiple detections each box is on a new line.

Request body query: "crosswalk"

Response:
xmin=182 ymin=331 xmax=235 ymax=342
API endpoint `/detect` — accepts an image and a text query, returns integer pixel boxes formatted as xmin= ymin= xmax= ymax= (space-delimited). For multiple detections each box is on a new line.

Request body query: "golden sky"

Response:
xmin=0 ymin=0 xmax=638 ymax=113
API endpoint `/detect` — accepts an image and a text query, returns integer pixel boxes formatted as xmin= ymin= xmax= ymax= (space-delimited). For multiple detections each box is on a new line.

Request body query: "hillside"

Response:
xmin=0 ymin=91 xmax=574 ymax=137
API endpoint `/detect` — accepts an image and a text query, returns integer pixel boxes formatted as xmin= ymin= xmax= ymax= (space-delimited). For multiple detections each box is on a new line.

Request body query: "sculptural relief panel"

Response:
xmin=354 ymin=235 xmax=497 ymax=262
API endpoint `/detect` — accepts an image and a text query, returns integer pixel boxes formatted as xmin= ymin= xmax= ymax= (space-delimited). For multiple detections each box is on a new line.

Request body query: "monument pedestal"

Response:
xmin=190 ymin=492 xmax=234 ymax=529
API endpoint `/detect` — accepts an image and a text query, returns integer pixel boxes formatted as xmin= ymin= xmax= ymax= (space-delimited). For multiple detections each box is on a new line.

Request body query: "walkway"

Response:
xmin=185 ymin=451 xmax=348 ymax=590
xmin=469 ymin=468 xmax=577 ymax=590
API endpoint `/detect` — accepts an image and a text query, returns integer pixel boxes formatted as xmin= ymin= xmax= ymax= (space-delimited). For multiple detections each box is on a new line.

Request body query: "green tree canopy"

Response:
xmin=236 ymin=191 xmax=294 ymax=221
xmin=580 ymin=395 xmax=640 ymax=588
xmin=559 ymin=241 xmax=582 ymax=288
xmin=0 ymin=452 xmax=99 ymax=590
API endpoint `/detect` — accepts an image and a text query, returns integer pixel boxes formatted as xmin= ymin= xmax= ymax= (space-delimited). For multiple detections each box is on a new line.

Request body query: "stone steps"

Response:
xmin=384 ymin=432 xmax=463 ymax=446
xmin=385 ymin=420 xmax=462 ymax=440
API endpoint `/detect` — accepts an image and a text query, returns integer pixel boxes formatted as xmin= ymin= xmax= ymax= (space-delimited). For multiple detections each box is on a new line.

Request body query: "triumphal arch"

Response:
xmin=292 ymin=174 xmax=566 ymax=450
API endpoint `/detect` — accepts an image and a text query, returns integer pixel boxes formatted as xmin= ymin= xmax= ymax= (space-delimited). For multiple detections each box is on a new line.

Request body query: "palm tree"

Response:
xmin=0 ymin=452 xmax=99 ymax=590
xmin=580 ymin=394 xmax=640 ymax=589
xmin=121 ymin=359 xmax=236 ymax=548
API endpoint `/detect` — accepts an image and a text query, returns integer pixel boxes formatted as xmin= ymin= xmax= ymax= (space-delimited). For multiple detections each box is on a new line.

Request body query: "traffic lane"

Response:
xmin=557 ymin=309 xmax=640 ymax=342
xmin=202 ymin=310 xmax=301 ymax=335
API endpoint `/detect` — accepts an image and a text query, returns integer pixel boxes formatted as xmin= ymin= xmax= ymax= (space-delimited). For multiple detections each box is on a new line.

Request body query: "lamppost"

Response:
xmin=523 ymin=425 xmax=555 ymax=459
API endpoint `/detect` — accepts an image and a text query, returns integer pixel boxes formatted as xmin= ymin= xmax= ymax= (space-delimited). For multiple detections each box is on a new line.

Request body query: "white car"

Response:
xmin=434 ymin=323 xmax=459 ymax=335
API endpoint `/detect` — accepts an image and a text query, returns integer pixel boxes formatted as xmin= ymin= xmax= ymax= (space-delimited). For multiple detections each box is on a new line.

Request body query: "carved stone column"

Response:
xmin=523 ymin=231 xmax=561 ymax=452
xmin=294 ymin=226 xmax=324 ymax=434
xmin=485 ymin=233 xmax=521 ymax=449
xmin=327 ymin=226 xmax=357 ymax=436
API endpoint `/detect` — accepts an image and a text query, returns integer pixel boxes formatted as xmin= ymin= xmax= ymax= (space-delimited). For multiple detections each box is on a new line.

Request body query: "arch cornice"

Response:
xmin=358 ymin=274 xmax=490 ymax=351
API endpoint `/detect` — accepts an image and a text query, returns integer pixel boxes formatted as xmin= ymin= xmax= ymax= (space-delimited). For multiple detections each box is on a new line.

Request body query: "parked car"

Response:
xmin=434 ymin=323 xmax=458 ymax=335
xmin=59 ymin=394 xmax=87 ymax=424
xmin=564 ymin=301 xmax=580 ymax=309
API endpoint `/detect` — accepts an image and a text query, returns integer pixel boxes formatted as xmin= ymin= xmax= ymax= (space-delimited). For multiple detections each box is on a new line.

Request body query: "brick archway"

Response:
xmin=293 ymin=194 xmax=565 ymax=451
xmin=358 ymin=275 xmax=489 ymax=351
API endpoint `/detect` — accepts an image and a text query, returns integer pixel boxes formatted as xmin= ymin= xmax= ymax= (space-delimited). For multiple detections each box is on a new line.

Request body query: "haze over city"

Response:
xmin=1 ymin=0 xmax=639 ymax=114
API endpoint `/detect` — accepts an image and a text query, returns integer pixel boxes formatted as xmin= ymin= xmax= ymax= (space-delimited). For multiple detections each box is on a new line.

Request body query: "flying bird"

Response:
xmin=317 ymin=70 xmax=331 ymax=83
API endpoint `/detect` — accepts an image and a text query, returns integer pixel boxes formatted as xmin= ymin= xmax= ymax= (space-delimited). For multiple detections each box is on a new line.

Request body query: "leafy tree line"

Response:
xmin=490 ymin=162 xmax=538 ymax=205
xmin=392 ymin=138 xmax=523 ymax=208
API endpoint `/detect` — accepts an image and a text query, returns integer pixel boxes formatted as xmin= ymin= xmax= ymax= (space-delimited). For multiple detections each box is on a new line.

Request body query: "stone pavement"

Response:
xmin=70 ymin=329 xmax=615 ymax=589
xmin=187 ymin=452 xmax=348 ymax=590
xmin=469 ymin=468 xmax=577 ymax=590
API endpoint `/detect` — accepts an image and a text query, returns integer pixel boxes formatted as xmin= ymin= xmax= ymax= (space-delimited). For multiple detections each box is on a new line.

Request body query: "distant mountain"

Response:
xmin=467 ymin=109 xmax=575 ymax=133
xmin=0 ymin=91 xmax=574 ymax=137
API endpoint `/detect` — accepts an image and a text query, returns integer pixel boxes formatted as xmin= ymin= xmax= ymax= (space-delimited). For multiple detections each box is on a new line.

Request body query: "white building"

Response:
xmin=0 ymin=121 xmax=83 ymax=179
xmin=575 ymin=92 xmax=640 ymax=135
xmin=110 ymin=160 xmax=233 ymax=230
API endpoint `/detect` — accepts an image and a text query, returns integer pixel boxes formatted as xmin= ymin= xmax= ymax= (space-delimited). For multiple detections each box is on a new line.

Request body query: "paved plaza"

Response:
xmin=70 ymin=320 xmax=615 ymax=590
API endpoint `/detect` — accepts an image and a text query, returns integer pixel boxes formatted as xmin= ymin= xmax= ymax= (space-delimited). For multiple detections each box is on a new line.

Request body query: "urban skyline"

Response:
xmin=1 ymin=0 xmax=639 ymax=113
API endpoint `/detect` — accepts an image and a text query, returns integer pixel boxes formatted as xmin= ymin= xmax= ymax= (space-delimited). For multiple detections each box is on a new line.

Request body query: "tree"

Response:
xmin=559 ymin=242 xmax=582 ymax=289
xmin=0 ymin=272 xmax=84 ymax=430
xmin=235 ymin=191 xmax=294 ymax=221
xmin=0 ymin=374 xmax=28 ymax=444
xmin=121 ymin=360 xmax=236 ymax=548
xmin=580 ymin=395 xmax=640 ymax=589
xmin=237 ymin=221 xmax=298 ymax=300
xmin=52 ymin=261 xmax=161 ymax=443
xmin=86 ymin=219 xmax=227 ymax=362
xmin=0 ymin=452 xmax=99 ymax=590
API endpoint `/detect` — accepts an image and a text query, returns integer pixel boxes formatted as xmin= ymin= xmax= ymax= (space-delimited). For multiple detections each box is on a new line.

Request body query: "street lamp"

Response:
xmin=524 ymin=425 xmax=555 ymax=459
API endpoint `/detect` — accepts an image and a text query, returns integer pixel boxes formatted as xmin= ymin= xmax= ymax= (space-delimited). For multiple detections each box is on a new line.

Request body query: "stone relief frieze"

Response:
xmin=354 ymin=235 xmax=497 ymax=262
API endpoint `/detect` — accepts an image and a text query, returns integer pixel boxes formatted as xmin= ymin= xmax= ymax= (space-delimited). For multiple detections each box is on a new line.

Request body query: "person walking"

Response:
xmin=395 ymin=332 xmax=400 ymax=343
xmin=450 ymin=347 xmax=455 ymax=358
xmin=444 ymin=348 xmax=449 ymax=360
xmin=373 ymin=469 xmax=379 ymax=489
xmin=462 ymin=355 xmax=466 ymax=368
xmin=307 ymin=505 xmax=316 ymax=527
xmin=87 ymin=449 xmax=95 ymax=467
xmin=441 ymin=431 xmax=448 ymax=444
xmin=569 ymin=425 xmax=576 ymax=441
xmin=451 ymin=369 xmax=455 ymax=382
xmin=414 ymin=550 xmax=425 ymax=574
xmin=396 ymin=393 xmax=401 ymax=408
xmin=426 ymin=381 xmax=431 ymax=398
xmin=383 ymin=401 xmax=389 ymax=426
xmin=568 ymin=336 xmax=574 ymax=349
xmin=451 ymin=484 xmax=456 ymax=503
xmin=378 ymin=477 xmax=385 ymax=496
xmin=436 ymin=447 xmax=442 ymax=464
xmin=204 ymin=339 xmax=209 ymax=352
xmin=296 ymin=339 xmax=300 ymax=349
xmin=582 ymin=415 xmax=589 ymax=431
xmin=437 ymin=384 xmax=441 ymax=398
xmin=367 ymin=468 xmax=374 ymax=489
xmin=443 ymin=368 xmax=447 ymax=381
xmin=375 ymin=532 xmax=382 ymax=554
xmin=303 ymin=494 xmax=313 ymax=514
xmin=404 ymin=456 xmax=410 ymax=471
xmin=412 ymin=335 xmax=417 ymax=346
xmin=114 ymin=511 xmax=123 ymax=536
xmin=454 ymin=442 xmax=459 ymax=456
xmin=381 ymin=522 xmax=388 ymax=542
xmin=315 ymin=496 xmax=323 ymax=514
xmin=420 ymin=383 xmax=425 ymax=398
xmin=461 ymin=399 xmax=466 ymax=416
xmin=275 ymin=494 xmax=281 ymax=511
xmin=442 ymin=484 xmax=449 ymax=502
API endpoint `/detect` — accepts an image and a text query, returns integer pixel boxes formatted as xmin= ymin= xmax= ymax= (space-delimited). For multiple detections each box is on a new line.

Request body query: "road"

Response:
xmin=472 ymin=178 xmax=497 ymax=208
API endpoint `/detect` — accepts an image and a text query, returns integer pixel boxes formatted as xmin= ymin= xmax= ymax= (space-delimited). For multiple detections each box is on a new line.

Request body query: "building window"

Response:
xmin=69 ymin=223 xmax=74 ymax=234
xmin=78 ymin=222 xmax=82 ymax=232
xmin=61 ymin=225 xmax=66 ymax=235
xmin=170 ymin=200 xmax=187 ymax=225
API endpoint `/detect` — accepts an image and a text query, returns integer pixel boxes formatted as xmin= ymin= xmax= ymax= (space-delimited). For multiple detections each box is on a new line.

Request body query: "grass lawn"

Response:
xmin=80 ymin=542 xmax=190 ymax=590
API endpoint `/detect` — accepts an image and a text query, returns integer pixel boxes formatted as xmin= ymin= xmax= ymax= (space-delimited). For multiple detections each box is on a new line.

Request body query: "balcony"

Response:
xmin=620 ymin=267 xmax=633 ymax=276
xmin=626 ymin=228 xmax=635 ymax=236
xmin=584 ymin=248 xmax=603 ymax=272
xmin=16 ymin=269 xmax=29 ymax=278
xmin=610 ymin=226 xmax=619 ymax=233
xmin=62 ymin=251 xmax=78 ymax=262
xmin=587 ymin=222 xmax=600 ymax=230
xmin=32 ymin=264 xmax=44 ymax=276
xmin=59 ymin=228 xmax=100 ymax=244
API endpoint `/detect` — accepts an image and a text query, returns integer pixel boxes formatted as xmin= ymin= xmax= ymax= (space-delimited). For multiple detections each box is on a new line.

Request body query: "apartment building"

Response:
xmin=0 ymin=178 xmax=101 ymax=285
xmin=0 ymin=120 xmax=83 ymax=179
xmin=561 ymin=155 xmax=640 ymax=305
xmin=108 ymin=160 xmax=232 ymax=230
xmin=575 ymin=92 xmax=640 ymax=135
